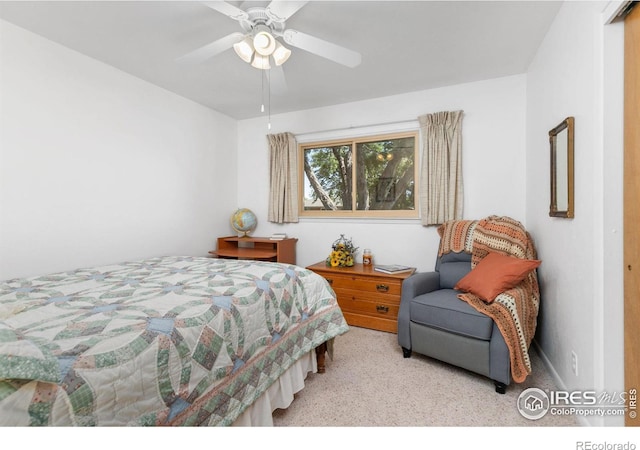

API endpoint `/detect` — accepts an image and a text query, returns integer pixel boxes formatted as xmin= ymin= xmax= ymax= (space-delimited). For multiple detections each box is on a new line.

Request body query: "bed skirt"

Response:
xmin=232 ymin=350 xmax=316 ymax=426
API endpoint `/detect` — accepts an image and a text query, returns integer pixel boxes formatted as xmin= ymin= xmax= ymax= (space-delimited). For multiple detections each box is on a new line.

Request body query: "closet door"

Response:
xmin=624 ymin=1 xmax=640 ymax=428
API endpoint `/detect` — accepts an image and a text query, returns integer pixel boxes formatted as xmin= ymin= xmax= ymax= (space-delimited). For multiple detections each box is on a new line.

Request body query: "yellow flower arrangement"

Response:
xmin=326 ymin=234 xmax=358 ymax=267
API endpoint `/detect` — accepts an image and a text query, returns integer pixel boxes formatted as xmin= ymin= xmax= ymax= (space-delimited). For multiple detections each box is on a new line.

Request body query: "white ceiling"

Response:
xmin=0 ymin=1 xmax=562 ymax=120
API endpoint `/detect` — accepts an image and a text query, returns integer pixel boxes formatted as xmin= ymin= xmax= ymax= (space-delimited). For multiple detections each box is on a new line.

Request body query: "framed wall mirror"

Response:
xmin=549 ymin=116 xmax=575 ymax=218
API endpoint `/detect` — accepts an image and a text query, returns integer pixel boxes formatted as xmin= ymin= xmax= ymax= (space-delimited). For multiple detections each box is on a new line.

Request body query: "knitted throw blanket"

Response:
xmin=437 ymin=216 xmax=540 ymax=383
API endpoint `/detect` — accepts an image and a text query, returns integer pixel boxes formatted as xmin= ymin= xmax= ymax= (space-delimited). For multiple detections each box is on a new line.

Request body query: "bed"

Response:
xmin=0 ymin=256 xmax=348 ymax=426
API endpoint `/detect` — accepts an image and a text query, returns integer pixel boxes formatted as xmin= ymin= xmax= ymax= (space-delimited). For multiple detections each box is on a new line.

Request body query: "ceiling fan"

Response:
xmin=177 ymin=1 xmax=362 ymax=70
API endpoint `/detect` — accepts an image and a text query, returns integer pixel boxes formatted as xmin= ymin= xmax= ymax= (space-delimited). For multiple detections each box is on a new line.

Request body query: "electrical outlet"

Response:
xmin=571 ymin=351 xmax=578 ymax=376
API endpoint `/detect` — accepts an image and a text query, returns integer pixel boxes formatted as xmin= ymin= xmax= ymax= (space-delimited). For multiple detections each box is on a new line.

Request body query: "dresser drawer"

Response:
xmin=332 ymin=287 xmax=400 ymax=306
xmin=322 ymin=274 xmax=402 ymax=296
xmin=335 ymin=294 xmax=400 ymax=318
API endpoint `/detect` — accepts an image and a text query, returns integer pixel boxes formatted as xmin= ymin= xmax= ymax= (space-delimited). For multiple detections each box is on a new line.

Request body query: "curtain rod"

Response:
xmin=293 ymin=118 xmax=419 ymax=138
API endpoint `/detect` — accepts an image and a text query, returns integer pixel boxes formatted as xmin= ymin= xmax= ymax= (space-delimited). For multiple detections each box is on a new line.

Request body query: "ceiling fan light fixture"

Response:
xmin=233 ymin=36 xmax=254 ymax=63
xmin=253 ymin=30 xmax=276 ymax=56
xmin=272 ymin=41 xmax=291 ymax=66
xmin=251 ymin=53 xmax=271 ymax=70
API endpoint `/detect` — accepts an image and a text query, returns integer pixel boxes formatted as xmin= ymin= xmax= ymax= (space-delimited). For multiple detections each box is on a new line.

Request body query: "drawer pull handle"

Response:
xmin=376 ymin=284 xmax=389 ymax=293
xmin=376 ymin=305 xmax=389 ymax=314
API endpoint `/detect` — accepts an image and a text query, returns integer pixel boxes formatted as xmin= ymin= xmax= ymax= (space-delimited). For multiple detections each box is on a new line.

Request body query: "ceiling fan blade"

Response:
xmin=202 ymin=1 xmax=249 ymax=21
xmin=266 ymin=1 xmax=309 ymax=22
xmin=283 ymin=29 xmax=361 ymax=68
xmin=268 ymin=64 xmax=288 ymax=95
xmin=176 ymin=32 xmax=244 ymax=63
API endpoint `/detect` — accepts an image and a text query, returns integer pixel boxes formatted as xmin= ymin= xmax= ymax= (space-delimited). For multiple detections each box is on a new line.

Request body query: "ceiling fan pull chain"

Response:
xmin=261 ymin=69 xmax=265 ymax=113
xmin=268 ymin=68 xmax=272 ymax=130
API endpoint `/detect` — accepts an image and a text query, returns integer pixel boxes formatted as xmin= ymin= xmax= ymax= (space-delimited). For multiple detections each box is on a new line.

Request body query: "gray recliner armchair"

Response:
xmin=397 ymin=251 xmax=512 ymax=394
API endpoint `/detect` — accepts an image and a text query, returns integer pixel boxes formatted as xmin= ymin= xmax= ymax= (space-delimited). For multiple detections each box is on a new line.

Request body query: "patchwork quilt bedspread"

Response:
xmin=0 ymin=256 xmax=348 ymax=426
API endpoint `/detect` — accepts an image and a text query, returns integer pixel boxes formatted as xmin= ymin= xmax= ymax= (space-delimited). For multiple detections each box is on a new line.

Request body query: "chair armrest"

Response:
xmin=397 ymin=272 xmax=440 ymax=350
xmin=401 ymin=272 xmax=441 ymax=299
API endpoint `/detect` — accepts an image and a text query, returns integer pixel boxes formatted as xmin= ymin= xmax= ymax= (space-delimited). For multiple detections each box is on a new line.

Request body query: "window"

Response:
xmin=299 ymin=132 xmax=418 ymax=218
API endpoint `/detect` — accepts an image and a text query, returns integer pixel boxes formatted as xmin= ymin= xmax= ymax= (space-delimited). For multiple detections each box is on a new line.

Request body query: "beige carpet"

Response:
xmin=272 ymin=326 xmax=579 ymax=427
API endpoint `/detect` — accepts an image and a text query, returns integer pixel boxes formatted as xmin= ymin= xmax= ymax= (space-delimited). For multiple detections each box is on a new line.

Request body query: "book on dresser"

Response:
xmin=373 ymin=264 xmax=415 ymax=274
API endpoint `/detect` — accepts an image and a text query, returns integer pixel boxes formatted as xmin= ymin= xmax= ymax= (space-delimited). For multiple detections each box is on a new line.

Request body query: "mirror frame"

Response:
xmin=549 ymin=116 xmax=575 ymax=218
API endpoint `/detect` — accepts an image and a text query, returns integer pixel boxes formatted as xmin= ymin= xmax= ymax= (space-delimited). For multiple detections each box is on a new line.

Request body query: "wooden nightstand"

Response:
xmin=306 ymin=261 xmax=415 ymax=333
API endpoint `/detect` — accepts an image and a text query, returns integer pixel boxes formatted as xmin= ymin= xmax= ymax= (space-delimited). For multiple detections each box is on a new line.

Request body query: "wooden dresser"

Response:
xmin=306 ymin=261 xmax=415 ymax=333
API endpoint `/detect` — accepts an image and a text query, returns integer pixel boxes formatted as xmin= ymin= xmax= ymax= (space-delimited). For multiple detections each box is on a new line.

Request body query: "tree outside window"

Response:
xmin=300 ymin=132 xmax=418 ymax=218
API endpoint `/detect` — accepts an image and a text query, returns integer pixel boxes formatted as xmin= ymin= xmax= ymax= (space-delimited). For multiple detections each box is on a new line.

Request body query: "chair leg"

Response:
xmin=402 ymin=347 xmax=411 ymax=358
xmin=494 ymin=381 xmax=507 ymax=394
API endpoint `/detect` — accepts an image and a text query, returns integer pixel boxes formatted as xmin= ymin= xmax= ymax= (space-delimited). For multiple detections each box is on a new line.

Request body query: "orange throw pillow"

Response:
xmin=454 ymin=252 xmax=541 ymax=303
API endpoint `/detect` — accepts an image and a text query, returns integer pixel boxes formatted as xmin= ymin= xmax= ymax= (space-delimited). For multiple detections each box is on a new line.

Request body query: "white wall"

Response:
xmin=237 ymin=75 xmax=528 ymax=272
xmin=2 ymin=3 xmax=627 ymax=428
xmin=525 ymin=1 xmax=624 ymax=426
xmin=0 ymin=20 xmax=238 ymax=280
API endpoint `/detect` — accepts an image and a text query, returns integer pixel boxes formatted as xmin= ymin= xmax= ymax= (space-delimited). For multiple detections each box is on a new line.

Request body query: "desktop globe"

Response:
xmin=231 ymin=208 xmax=257 ymax=237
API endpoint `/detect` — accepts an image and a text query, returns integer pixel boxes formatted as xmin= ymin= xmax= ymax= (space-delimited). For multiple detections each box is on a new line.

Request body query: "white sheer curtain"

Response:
xmin=267 ymin=132 xmax=299 ymax=223
xmin=419 ymin=110 xmax=464 ymax=226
